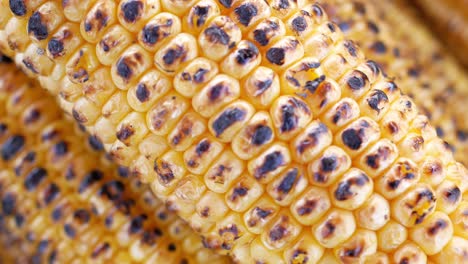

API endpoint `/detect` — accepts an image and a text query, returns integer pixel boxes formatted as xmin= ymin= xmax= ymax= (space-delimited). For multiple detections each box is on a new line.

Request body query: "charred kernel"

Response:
xmin=1 ymin=135 xmax=25 ymax=161
xmin=249 ymin=18 xmax=285 ymax=47
xmin=219 ymin=0 xmax=232 ymax=8
xmin=370 ymin=41 xmax=387 ymax=54
xmin=291 ymin=16 xmax=307 ymax=32
xmin=341 ymin=129 xmax=362 ymax=150
xmin=43 ymin=183 xmax=60 ymax=205
xmin=9 ymin=0 xmax=27 ymax=16
xmin=130 ymin=214 xmax=148 ymax=234
xmin=47 ymin=39 xmax=64 ymax=57
xmin=73 ymin=209 xmax=91 ymax=224
xmin=392 ymin=184 xmax=436 ymax=227
xmin=24 ymin=168 xmax=47 ymax=191
xmin=291 ymin=187 xmax=330 ymax=225
xmin=121 ymin=1 xmax=143 ymax=23
xmin=251 ymin=125 xmax=272 ymax=146
xmin=234 ymin=3 xmax=257 ymax=26
xmin=308 ymin=146 xmax=351 ymax=187
xmin=271 ymin=96 xmax=312 ymax=140
xmin=52 ymin=141 xmax=68 ymax=156
xmin=331 ymin=169 xmax=372 ymax=210
xmin=376 ymin=158 xmax=419 ymax=199
xmin=367 ymin=90 xmax=389 ymax=113
xmin=266 ymin=48 xmax=285 ymax=65
xmin=211 ymin=107 xmax=246 ymax=137
xmin=291 ymin=120 xmax=332 ymax=164
xmin=99 ymin=181 xmax=125 ymax=200
xmin=313 ymin=209 xmax=356 ymax=248
xmin=78 ymin=170 xmax=104 ymax=193
xmin=28 ymin=12 xmax=48 ymax=40
xmin=410 ymin=212 xmax=453 ymax=255
xmin=88 ymin=135 xmax=104 ymax=151
xmin=2 ymin=193 xmax=15 ymax=215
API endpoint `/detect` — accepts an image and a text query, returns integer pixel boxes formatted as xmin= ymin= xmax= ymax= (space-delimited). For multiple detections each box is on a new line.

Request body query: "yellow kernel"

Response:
xmin=312 ymin=209 xmax=356 ymax=248
xmin=355 ymin=193 xmax=390 ymax=231
xmin=80 ymin=0 xmax=116 ymax=43
xmin=291 ymin=186 xmax=331 ymax=226
xmin=410 ymin=211 xmax=453 ymax=255
xmin=393 ymin=242 xmax=427 ymax=264
xmin=271 ymin=95 xmax=313 ymax=141
xmin=138 ymin=12 xmax=181 ymax=52
xmin=334 ymin=229 xmax=377 ymax=263
xmin=111 ymin=44 xmax=152 ymax=90
xmin=127 ymin=70 xmax=171 ymax=112
xmin=146 ymin=92 xmax=189 ymax=136
xmin=226 ymin=175 xmax=264 ymax=212
xmin=184 ymin=0 xmax=220 ymax=34
xmin=321 ymin=97 xmax=360 ymax=133
xmin=174 ymin=58 xmax=218 ymax=98
xmin=204 ymin=150 xmax=245 ymax=193
xmin=221 ymin=40 xmax=261 ymax=79
xmin=391 ymin=184 xmax=436 ymax=227
xmin=117 ymin=0 xmax=160 ymax=32
xmin=242 ymin=66 xmax=280 ymax=109
xmin=96 ymin=25 xmax=133 ymax=66
xmin=151 ymin=150 xmax=186 ymax=196
xmin=262 ymin=210 xmax=302 ymax=250
xmin=183 ymin=137 xmax=224 ymax=175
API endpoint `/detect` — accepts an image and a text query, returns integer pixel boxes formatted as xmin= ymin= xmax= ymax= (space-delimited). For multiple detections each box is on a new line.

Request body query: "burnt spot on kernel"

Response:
xmin=266 ymin=48 xmax=285 ymax=65
xmin=116 ymin=125 xmax=135 ymax=142
xmin=253 ymin=29 xmax=269 ymax=46
xmin=347 ymin=75 xmax=366 ymax=90
xmin=457 ymin=130 xmax=467 ymax=141
xmin=142 ymin=24 xmax=163 ymax=44
xmin=212 ymin=108 xmax=247 ymax=137
xmin=193 ymin=68 xmax=208 ymax=83
xmin=74 ymin=209 xmax=91 ymax=224
xmin=154 ymin=160 xmax=175 ymax=184
xmin=236 ymin=43 xmax=259 ymax=65
xmin=24 ymin=168 xmax=47 ymax=191
xmin=254 ymin=151 xmax=284 ymax=179
xmin=218 ymin=0 xmax=232 ymax=8
xmin=366 ymin=60 xmax=381 ymax=75
xmin=48 ymin=39 xmax=64 ymax=57
xmin=28 ymin=12 xmax=48 ymax=40
xmin=387 ymin=122 xmax=399 ymax=134
xmin=251 ymin=125 xmax=273 ymax=146
xmin=235 ymin=3 xmax=258 ymax=26
xmin=91 ymin=243 xmax=110 ymax=258
xmin=0 ymin=55 xmax=13 ymax=64
xmin=130 ymin=214 xmax=148 ymax=234
xmin=208 ymin=83 xmax=228 ymax=101
xmin=305 ymin=75 xmax=325 ymax=94
xmin=24 ymin=108 xmax=41 ymax=124
xmin=297 ymin=199 xmax=318 ymax=216
xmin=162 ymin=46 xmax=186 ymax=66
xmin=367 ymin=90 xmax=388 ymax=113
xmin=269 ymin=224 xmax=287 ymax=241
xmin=122 ymin=1 xmax=143 ymax=23
xmin=321 ymin=157 xmax=337 ymax=172
xmin=343 ymin=41 xmax=358 ymax=57
xmin=43 ymin=183 xmax=60 ymax=205
xmin=280 ymin=104 xmax=297 ymax=132
xmin=255 ymin=77 xmax=273 ymax=95
xmin=334 ymin=173 xmax=369 ymax=201
xmin=84 ymin=9 xmax=109 ymax=32
xmin=277 ymin=168 xmax=298 ymax=194
xmin=342 ymin=129 xmax=362 ymax=150
xmin=116 ymin=59 xmax=133 ymax=80
xmin=99 ymin=181 xmax=125 ymax=201
xmin=435 ymin=127 xmax=444 ymax=137
xmin=195 ymin=140 xmax=211 ymax=156
xmin=72 ymin=109 xmax=88 ymax=123
xmin=51 ymin=207 xmax=62 ymax=221
xmin=135 ymin=83 xmax=150 ymax=102
xmin=78 ymin=170 xmax=104 ymax=193
xmin=22 ymin=59 xmax=39 ymax=74
xmin=168 ymin=243 xmax=177 ymax=251
xmin=1 ymin=135 xmax=25 ymax=161
xmin=88 ymin=135 xmax=104 ymax=151
xmin=2 ymin=193 xmax=15 ymax=215
xmin=428 ymin=219 xmax=448 ymax=236
xmin=118 ymin=166 xmax=129 ymax=178
xmin=230 ymin=186 xmax=248 ymax=201
xmin=298 ymin=123 xmax=329 ymax=154
xmin=53 ymin=141 xmax=68 ymax=157
xmin=370 ymin=41 xmax=386 ymax=54
xmin=366 ymin=146 xmax=391 ymax=169
xmin=194 ymin=6 xmax=209 ymax=27
xmin=9 ymin=0 xmax=27 ymax=16
xmin=204 ymin=27 xmax=231 ymax=45
xmin=332 ymin=102 xmax=352 ymax=124
xmin=291 ymin=16 xmax=307 ymax=32
xmin=445 ymin=187 xmax=461 ymax=203
xmin=64 ymin=224 xmax=76 ymax=238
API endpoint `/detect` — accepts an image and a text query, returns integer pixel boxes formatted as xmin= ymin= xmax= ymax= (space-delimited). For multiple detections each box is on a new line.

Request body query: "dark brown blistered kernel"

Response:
xmin=28 ymin=12 xmax=49 ymax=40
xmin=204 ymin=27 xmax=231 ymax=46
xmin=52 ymin=141 xmax=68 ymax=157
xmin=365 ymin=146 xmax=392 ymax=169
xmin=24 ymin=108 xmax=41 ymax=124
xmin=84 ymin=7 xmax=110 ymax=33
xmin=208 ymin=83 xmax=229 ymax=102
xmin=51 ymin=206 xmax=62 ymax=221
xmin=253 ymin=19 xmax=280 ymax=46
xmin=136 ymin=83 xmax=150 ymax=102
xmin=212 ymin=107 xmax=247 ymax=137
xmin=444 ymin=186 xmax=461 ymax=203
xmin=121 ymin=0 xmax=144 ymax=23
xmin=235 ymin=42 xmax=259 ymax=65
xmin=9 ymin=0 xmax=27 ymax=16
xmin=334 ymin=173 xmax=369 ymax=201
xmin=48 ymin=39 xmax=64 ymax=58
xmin=367 ymin=89 xmax=389 ymax=113
xmin=154 ymin=160 xmax=175 ymax=184
xmin=129 ymin=214 xmax=148 ymax=234
xmin=162 ymin=46 xmax=186 ymax=66
xmin=73 ymin=209 xmax=91 ymax=224
xmin=1 ymin=193 xmax=16 ymax=215
xmin=78 ymin=170 xmax=104 ymax=193
xmin=291 ymin=16 xmax=307 ymax=33
xmin=254 ymin=151 xmax=284 ymax=179
xmin=251 ymin=125 xmax=273 ymax=146
xmin=235 ymin=3 xmax=257 ymax=27
xmin=1 ymin=135 xmax=25 ymax=161
xmin=91 ymin=242 xmax=110 ymax=258
xmin=426 ymin=219 xmax=447 ymax=237
xmin=346 ymin=71 xmax=368 ymax=91
xmin=343 ymin=40 xmax=358 ymax=57
xmin=266 ymin=47 xmax=285 ymax=65
xmin=370 ymin=41 xmax=387 ymax=54
xmin=304 ymin=75 xmax=325 ymax=94
xmin=72 ymin=109 xmax=88 ymax=124
xmin=341 ymin=129 xmax=362 ymax=150
xmin=280 ymin=98 xmax=310 ymax=133
xmin=116 ymin=124 xmax=135 ymax=142
xmin=24 ymin=168 xmax=47 ymax=191
xmin=297 ymin=123 xmax=329 ymax=154
xmin=99 ymin=180 xmax=125 ymax=201
xmin=88 ymin=135 xmax=104 ymax=151
xmin=43 ymin=183 xmax=60 ymax=205
xmin=116 ymin=57 xmax=134 ymax=80
xmin=218 ymin=0 xmax=232 ymax=8
xmin=276 ymin=168 xmax=298 ymax=195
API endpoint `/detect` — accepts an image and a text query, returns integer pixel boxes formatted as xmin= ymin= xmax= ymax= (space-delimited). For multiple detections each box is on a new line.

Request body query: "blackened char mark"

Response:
xmin=212 ymin=108 xmax=246 ymax=136
xmin=24 ymin=168 xmax=47 ymax=191
xmin=254 ymin=151 xmax=284 ymax=179
xmin=1 ymin=135 xmax=25 ymax=161
xmin=122 ymin=1 xmax=143 ymax=23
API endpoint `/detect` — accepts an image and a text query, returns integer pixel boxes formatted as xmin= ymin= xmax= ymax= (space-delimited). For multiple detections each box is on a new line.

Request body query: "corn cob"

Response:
xmin=0 ymin=59 xmax=229 ymax=263
xmin=318 ymin=0 xmax=468 ymax=166
xmin=2 ymin=0 xmax=468 ymax=263
xmin=412 ymin=0 xmax=468 ymax=68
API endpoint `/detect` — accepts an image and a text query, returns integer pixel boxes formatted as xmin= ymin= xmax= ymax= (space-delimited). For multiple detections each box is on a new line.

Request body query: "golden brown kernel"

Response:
xmin=266 ymin=165 xmax=307 ymax=206
xmin=307 ymin=146 xmax=351 ymax=186
xmin=291 ymin=186 xmax=330 ymax=226
xmin=198 ymin=16 xmax=242 ymax=61
xmin=271 ymin=95 xmax=312 ymax=140
xmin=81 ymin=0 xmax=116 ymax=43
xmin=248 ymin=143 xmax=291 ymax=184
xmin=204 ymin=150 xmax=244 ymax=193
xmin=312 ymin=209 xmax=356 ymax=248
xmin=208 ymin=101 xmax=254 ymax=142
xmin=138 ymin=12 xmax=181 ymax=52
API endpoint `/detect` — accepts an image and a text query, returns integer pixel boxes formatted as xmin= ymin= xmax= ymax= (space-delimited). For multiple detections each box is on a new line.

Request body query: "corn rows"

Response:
xmin=0 ymin=60 xmax=229 ymax=263
xmin=1 ymin=0 xmax=468 ymax=262
xmin=316 ymin=0 xmax=468 ymax=166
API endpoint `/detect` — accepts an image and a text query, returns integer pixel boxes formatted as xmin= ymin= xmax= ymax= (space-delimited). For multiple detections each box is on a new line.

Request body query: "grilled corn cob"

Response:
xmin=318 ymin=0 xmax=468 ymax=165
xmin=1 ymin=0 xmax=468 ymax=262
xmin=412 ymin=0 xmax=468 ymax=68
xmin=0 ymin=58 xmax=229 ymax=263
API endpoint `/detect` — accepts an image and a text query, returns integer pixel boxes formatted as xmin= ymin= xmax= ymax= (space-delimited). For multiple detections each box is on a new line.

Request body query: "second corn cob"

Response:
xmin=1 ymin=0 xmax=468 ymax=263
xmin=0 ymin=58 xmax=229 ymax=264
